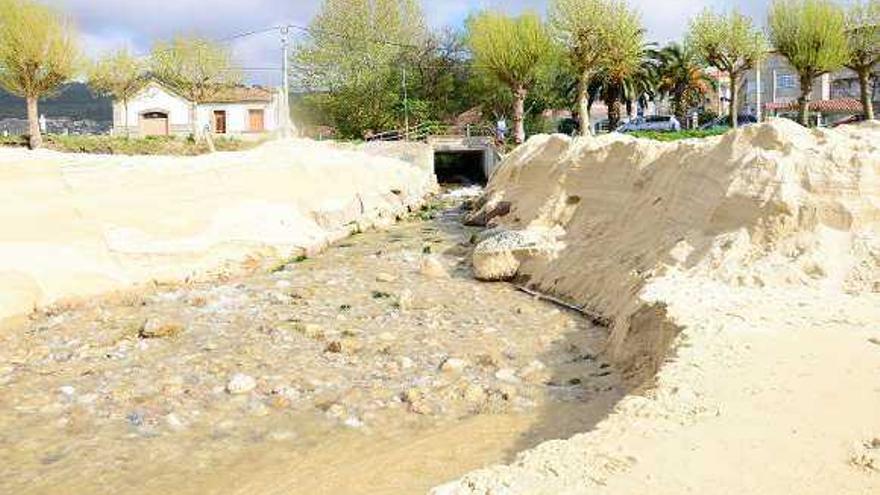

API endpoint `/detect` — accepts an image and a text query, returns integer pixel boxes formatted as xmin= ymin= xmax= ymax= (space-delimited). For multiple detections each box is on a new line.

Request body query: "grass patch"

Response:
xmin=0 ymin=134 xmax=264 ymax=155
xmin=627 ymin=128 xmax=728 ymax=142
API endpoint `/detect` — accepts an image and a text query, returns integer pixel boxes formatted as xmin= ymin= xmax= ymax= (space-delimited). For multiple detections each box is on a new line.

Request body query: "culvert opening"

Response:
xmin=435 ymin=150 xmax=488 ymax=185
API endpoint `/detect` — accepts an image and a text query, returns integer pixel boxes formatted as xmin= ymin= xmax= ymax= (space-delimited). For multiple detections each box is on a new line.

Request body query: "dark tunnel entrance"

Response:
xmin=434 ymin=150 xmax=487 ymax=185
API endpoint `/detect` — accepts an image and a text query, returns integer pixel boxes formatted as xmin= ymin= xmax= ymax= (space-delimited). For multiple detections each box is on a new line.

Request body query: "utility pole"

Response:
xmin=755 ymin=64 xmax=763 ymax=122
xmin=280 ymin=25 xmax=292 ymax=138
xmin=402 ymin=66 xmax=409 ymax=140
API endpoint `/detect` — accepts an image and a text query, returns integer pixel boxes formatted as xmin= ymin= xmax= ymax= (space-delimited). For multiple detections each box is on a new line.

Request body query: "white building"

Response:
xmin=113 ymin=80 xmax=285 ymax=138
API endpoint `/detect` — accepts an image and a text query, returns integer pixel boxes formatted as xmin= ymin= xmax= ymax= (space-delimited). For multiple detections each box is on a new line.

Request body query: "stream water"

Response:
xmin=0 ymin=193 xmax=623 ymax=494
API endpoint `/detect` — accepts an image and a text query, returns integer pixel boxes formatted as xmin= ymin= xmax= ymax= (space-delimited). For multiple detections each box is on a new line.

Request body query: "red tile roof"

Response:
xmin=206 ymin=86 xmax=275 ymax=103
xmin=765 ymin=98 xmax=863 ymax=114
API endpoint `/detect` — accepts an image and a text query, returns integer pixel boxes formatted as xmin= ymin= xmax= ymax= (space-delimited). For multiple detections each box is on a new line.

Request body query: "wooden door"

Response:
xmin=140 ymin=112 xmax=169 ymax=136
xmin=248 ymin=109 xmax=265 ymax=132
xmin=213 ymin=111 xmax=227 ymax=134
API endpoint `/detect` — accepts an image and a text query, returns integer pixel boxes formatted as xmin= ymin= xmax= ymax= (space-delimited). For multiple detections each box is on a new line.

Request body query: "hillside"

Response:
xmin=0 ymin=82 xmax=111 ymax=121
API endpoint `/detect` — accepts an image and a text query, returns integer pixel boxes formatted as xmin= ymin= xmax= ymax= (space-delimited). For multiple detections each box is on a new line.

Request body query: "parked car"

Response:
xmin=617 ymin=115 xmax=681 ymax=133
xmin=698 ymin=114 xmax=758 ymax=130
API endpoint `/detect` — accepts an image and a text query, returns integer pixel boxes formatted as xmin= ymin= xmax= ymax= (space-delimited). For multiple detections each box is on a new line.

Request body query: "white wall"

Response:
xmin=197 ymin=101 xmax=278 ymax=135
xmin=114 ymin=82 xmax=192 ymax=130
xmin=113 ymin=83 xmax=281 ymax=136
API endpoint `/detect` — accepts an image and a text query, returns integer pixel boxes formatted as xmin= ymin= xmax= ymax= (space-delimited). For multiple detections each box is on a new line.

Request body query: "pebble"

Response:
xmin=495 ymin=368 xmax=521 ymax=384
xmin=419 ymin=256 xmax=449 ymax=278
xmin=376 ymin=273 xmax=397 ymax=283
xmin=165 ymin=413 xmax=186 ymax=431
xmin=399 ymin=356 xmax=414 ymax=369
xmin=440 ymin=357 xmax=468 ymax=374
xmin=139 ymin=319 xmax=185 ymax=339
xmin=59 ymin=385 xmax=76 ymax=397
xmin=226 ymin=373 xmax=257 ymax=395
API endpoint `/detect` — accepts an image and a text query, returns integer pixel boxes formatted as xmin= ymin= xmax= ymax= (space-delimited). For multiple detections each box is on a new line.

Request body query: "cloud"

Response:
xmin=58 ymin=0 xmax=779 ymax=83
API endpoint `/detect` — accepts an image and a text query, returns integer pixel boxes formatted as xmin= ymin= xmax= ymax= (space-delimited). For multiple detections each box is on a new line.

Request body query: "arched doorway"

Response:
xmin=140 ymin=111 xmax=169 ymax=136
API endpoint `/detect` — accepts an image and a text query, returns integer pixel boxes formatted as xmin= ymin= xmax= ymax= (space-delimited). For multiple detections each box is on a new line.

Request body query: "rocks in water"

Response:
xmin=440 ymin=357 xmax=468 ymax=374
xmin=139 ymin=319 xmax=185 ymax=339
xmin=292 ymin=322 xmax=324 ymax=340
xmin=226 ymin=373 xmax=257 ymax=395
xmin=398 ymin=356 xmax=414 ymax=370
xmin=518 ymin=360 xmax=548 ymax=383
xmin=472 ymin=228 xmax=562 ymax=281
xmin=419 ymin=256 xmax=449 ymax=279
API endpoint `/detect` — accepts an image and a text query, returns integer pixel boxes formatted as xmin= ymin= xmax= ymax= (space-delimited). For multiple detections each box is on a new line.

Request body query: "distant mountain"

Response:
xmin=0 ymin=82 xmax=112 ymax=121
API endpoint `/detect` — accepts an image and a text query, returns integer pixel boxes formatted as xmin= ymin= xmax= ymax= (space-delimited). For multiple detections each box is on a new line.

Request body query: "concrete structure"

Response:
xmin=427 ymin=135 xmax=501 ymax=180
xmin=113 ymin=80 xmax=284 ymax=138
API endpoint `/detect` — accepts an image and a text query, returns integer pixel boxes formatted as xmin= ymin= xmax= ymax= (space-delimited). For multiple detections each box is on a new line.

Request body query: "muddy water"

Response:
xmin=0 ymin=195 xmax=623 ymax=495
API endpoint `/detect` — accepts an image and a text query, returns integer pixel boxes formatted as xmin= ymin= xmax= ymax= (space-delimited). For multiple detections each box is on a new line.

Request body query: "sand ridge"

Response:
xmin=436 ymin=119 xmax=880 ymax=494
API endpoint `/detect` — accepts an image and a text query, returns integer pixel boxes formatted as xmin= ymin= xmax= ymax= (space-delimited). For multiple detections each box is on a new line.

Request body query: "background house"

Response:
xmin=113 ymin=80 xmax=283 ymax=138
xmin=738 ymin=52 xmax=879 ymax=123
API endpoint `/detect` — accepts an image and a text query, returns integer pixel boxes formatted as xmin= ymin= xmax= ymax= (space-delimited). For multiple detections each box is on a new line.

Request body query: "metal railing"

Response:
xmin=366 ymin=122 xmax=496 ymax=143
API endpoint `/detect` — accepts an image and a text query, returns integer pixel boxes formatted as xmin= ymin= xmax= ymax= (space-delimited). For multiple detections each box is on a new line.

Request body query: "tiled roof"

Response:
xmin=205 ymin=86 xmax=275 ymax=103
xmin=765 ymin=98 xmax=863 ymax=114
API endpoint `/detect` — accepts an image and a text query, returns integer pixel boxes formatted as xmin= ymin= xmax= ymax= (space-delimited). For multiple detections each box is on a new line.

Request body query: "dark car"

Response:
xmin=699 ymin=114 xmax=758 ymax=130
xmin=830 ymin=114 xmax=866 ymax=128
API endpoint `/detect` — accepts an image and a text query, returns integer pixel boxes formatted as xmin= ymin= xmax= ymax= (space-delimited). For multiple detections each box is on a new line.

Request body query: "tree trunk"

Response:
xmin=26 ymin=95 xmax=41 ymax=149
xmin=190 ymin=103 xmax=200 ymax=142
xmin=798 ymin=74 xmax=812 ymax=126
xmin=858 ymin=68 xmax=875 ymax=121
xmin=729 ymin=72 xmax=739 ymax=130
xmin=607 ymin=86 xmax=622 ymax=130
xmin=123 ymin=100 xmax=130 ymax=139
xmin=577 ymin=71 xmax=592 ymax=136
xmin=512 ymin=85 xmax=527 ymax=145
xmin=674 ymin=91 xmax=687 ymax=129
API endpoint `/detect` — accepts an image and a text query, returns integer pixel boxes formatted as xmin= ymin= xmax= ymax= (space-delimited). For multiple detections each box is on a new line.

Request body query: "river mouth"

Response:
xmin=0 ymin=194 xmax=624 ymax=495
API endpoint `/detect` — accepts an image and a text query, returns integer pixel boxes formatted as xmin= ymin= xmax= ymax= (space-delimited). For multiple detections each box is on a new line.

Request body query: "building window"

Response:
xmin=776 ymin=73 xmax=796 ymax=89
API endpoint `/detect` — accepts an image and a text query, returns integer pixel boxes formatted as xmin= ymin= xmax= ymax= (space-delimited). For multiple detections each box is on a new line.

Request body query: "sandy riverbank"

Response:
xmin=436 ymin=119 xmax=880 ymax=494
xmin=0 ymin=139 xmax=435 ymax=321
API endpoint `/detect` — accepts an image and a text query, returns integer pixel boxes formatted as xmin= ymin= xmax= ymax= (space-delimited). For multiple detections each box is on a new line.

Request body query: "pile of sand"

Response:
xmin=435 ymin=119 xmax=880 ymax=494
xmin=0 ymin=139 xmax=435 ymax=320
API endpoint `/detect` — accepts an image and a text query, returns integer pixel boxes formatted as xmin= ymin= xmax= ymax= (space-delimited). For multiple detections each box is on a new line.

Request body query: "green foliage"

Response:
xmin=628 ymin=128 xmax=728 ymax=141
xmin=150 ymin=37 xmax=240 ymax=103
xmin=656 ymin=43 xmax=715 ymax=126
xmin=687 ymin=9 xmax=766 ymax=128
xmin=0 ymin=0 xmax=80 ymax=148
xmin=0 ymin=0 xmax=79 ymax=98
xmin=466 ymin=11 xmax=554 ymax=143
xmin=87 ymin=48 xmax=145 ymax=105
xmin=293 ymin=0 xmax=426 ymax=138
xmin=769 ymin=0 xmax=849 ymax=125
xmin=845 ymin=0 xmax=880 ymax=119
xmin=466 ymin=11 xmax=553 ymax=90
xmin=0 ymin=134 xmax=260 ymax=155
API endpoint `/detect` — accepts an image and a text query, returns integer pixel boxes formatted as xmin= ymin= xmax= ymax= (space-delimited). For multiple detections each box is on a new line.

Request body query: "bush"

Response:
xmin=627 ymin=128 xmax=728 ymax=141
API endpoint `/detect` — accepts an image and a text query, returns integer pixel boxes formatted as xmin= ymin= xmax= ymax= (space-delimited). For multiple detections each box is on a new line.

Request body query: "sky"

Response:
xmin=62 ymin=0 xmax=773 ymax=86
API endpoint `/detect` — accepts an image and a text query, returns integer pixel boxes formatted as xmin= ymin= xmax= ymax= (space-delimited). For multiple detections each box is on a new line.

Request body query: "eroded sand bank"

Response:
xmin=436 ymin=119 xmax=880 ymax=494
xmin=0 ymin=139 xmax=435 ymax=321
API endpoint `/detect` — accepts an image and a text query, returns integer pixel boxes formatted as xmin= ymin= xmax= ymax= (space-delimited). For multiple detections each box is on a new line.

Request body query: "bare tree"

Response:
xmin=0 ymin=0 xmax=79 ymax=149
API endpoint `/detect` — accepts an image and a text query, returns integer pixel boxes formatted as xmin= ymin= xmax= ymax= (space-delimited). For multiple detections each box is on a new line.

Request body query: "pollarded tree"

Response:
xmin=466 ymin=11 xmax=554 ymax=144
xmin=548 ymin=0 xmax=614 ymax=136
xmin=0 ymin=0 xmax=79 ymax=149
xmin=687 ymin=9 xmax=766 ymax=129
xmin=88 ymin=48 xmax=146 ymax=138
xmin=151 ymin=36 xmax=241 ymax=140
xmin=599 ymin=1 xmax=645 ymax=130
xmin=845 ymin=0 xmax=880 ymax=120
xmin=769 ymin=0 xmax=849 ymax=126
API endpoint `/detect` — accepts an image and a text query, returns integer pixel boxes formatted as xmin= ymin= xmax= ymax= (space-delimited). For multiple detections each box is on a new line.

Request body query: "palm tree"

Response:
xmin=588 ymin=46 xmax=658 ymax=130
xmin=656 ymin=43 xmax=716 ymax=127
